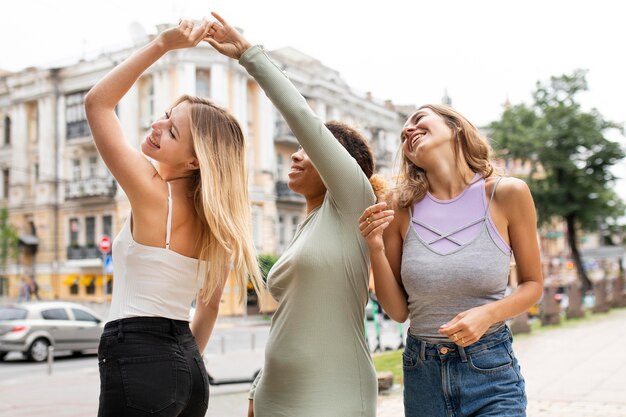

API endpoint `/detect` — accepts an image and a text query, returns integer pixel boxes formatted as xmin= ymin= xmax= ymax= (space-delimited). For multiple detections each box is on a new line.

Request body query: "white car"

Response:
xmin=0 ymin=301 xmax=104 ymax=362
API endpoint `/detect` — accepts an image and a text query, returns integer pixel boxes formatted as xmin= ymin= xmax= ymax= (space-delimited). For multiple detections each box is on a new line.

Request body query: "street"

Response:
xmin=1 ymin=309 xmax=626 ymax=416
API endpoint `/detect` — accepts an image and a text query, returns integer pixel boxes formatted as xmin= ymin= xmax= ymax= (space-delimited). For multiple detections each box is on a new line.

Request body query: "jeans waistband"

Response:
xmin=406 ymin=324 xmax=511 ymax=362
xmin=103 ymin=316 xmax=191 ymax=338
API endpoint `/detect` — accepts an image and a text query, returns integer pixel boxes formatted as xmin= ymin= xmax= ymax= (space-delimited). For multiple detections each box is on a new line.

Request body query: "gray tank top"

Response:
xmin=400 ymin=176 xmax=512 ymax=341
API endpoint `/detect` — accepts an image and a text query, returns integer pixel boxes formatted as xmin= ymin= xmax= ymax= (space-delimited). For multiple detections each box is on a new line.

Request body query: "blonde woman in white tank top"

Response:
xmin=85 ymin=20 xmax=264 ymax=417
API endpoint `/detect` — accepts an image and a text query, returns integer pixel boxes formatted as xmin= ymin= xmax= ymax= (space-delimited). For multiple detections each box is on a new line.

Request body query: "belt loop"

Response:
xmin=419 ymin=340 xmax=426 ymax=361
xmin=459 ymin=345 xmax=467 ymax=363
xmin=170 ymin=319 xmax=177 ymax=335
xmin=117 ymin=320 xmax=124 ymax=342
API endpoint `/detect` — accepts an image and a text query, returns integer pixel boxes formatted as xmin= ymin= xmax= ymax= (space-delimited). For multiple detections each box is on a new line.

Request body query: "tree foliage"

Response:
xmin=0 ymin=207 xmax=19 ymax=276
xmin=489 ymin=70 xmax=625 ymax=289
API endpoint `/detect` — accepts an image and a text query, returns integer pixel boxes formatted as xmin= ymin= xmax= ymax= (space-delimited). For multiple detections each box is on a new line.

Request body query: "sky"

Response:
xmin=1 ymin=0 xmax=625 ymax=201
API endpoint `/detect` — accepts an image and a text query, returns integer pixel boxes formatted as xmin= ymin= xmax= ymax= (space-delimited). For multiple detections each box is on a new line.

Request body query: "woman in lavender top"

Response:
xmin=360 ymin=105 xmax=543 ymax=417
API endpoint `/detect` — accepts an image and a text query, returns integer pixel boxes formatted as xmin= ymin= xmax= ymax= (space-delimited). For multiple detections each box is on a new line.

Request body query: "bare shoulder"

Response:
xmin=388 ymin=199 xmax=410 ymax=237
xmin=486 ymin=176 xmax=535 ymax=220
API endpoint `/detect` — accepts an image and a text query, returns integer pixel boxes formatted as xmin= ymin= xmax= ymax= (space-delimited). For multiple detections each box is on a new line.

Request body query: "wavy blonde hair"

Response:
xmin=171 ymin=95 xmax=263 ymax=304
xmin=395 ymin=104 xmax=494 ymax=208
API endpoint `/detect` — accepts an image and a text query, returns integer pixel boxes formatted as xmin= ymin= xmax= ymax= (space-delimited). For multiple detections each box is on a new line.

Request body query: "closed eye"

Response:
xmin=164 ymin=111 xmax=176 ymax=139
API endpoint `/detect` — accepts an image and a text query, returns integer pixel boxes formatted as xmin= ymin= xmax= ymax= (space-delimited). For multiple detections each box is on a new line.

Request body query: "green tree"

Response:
xmin=0 ymin=207 xmax=19 ymax=291
xmin=489 ymin=70 xmax=625 ymax=291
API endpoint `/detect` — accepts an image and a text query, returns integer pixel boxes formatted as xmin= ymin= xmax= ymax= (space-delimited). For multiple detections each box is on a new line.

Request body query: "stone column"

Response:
xmin=541 ymin=285 xmax=561 ymax=326
xmin=592 ymin=279 xmax=610 ymax=314
xmin=566 ymin=281 xmax=585 ymax=319
xmin=611 ymin=272 xmax=626 ymax=308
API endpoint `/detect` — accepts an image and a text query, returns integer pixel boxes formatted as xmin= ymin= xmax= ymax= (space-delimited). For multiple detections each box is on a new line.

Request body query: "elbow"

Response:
xmin=84 ymin=88 xmax=104 ymax=115
xmin=391 ymin=312 xmax=409 ymax=324
xmin=84 ymin=90 xmax=97 ymax=115
xmin=387 ymin=307 xmax=409 ymax=324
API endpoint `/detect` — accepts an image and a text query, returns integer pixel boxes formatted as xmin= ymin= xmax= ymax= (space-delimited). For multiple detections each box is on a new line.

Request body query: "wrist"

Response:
xmin=237 ymin=41 xmax=253 ymax=59
xmin=151 ymin=36 xmax=171 ymax=55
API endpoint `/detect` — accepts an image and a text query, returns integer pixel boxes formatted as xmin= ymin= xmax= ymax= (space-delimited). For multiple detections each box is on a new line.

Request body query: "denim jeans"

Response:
xmin=403 ymin=326 xmax=526 ymax=417
xmin=97 ymin=317 xmax=209 ymax=417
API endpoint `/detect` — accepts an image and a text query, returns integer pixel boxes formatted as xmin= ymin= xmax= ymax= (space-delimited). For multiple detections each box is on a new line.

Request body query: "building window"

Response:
xmin=85 ymin=217 xmax=95 ymax=246
xmin=2 ymin=169 xmax=9 ymax=199
xmin=3 ymin=115 xmax=10 ymax=145
xmin=196 ymin=69 xmax=211 ymax=98
xmin=276 ymin=154 xmax=283 ymax=179
xmin=69 ymin=218 xmax=79 ymax=245
xmin=34 ymin=163 xmax=39 ymax=182
xmin=88 ymin=156 xmax=98 ymax=178
xmin=278 ymin=215 xmax=285 ymax=249
xmin=291 ymin=216 xmax=299 ymax=237
xmin=71 ymin=159 xmax=81 ymax=181
xmin=139 ymin=77 xmax=155 ymax=129
xmin=66 ymin=91 xmax=90 ymax=139
xmin=26 ymin=102 xmax=38 ymax=143
xmin=102 ymin=215 xmax=112 ymax=238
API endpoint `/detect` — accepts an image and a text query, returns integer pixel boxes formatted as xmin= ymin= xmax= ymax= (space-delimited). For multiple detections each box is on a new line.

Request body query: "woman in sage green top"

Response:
xmin=206 ymin=12 xmax=380 ymax=417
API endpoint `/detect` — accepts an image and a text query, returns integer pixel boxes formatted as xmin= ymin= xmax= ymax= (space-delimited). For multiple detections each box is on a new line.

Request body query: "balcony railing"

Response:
xmin=276 ymin=181 xmax=305 ymax=203
xmin=66 ymin=245 xmax=102 ymax=260
xmin=274 ymin=120 xmax=298 ymax=146
xmin=65 ymin=177 xmax=117 ymax=200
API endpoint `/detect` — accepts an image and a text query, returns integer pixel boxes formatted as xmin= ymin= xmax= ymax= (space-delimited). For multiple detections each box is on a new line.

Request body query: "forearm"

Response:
xmin=370 ymin=249 xmax=409 ymax=322
xmin=483 ymin=279 xmax=543 ymax=324
xmin=191 ymin=306 xmax=218 ymax=354
xmin=239 ymin=46 xmax=371 ymax=208
xmin=190 ymin=288 xmax=223 ymax=353
xmin=85 ymin=40 xmax=167 ymax=110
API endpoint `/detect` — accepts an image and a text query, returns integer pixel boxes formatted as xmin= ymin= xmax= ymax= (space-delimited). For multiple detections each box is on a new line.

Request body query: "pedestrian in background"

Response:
xmin=206 ymin=12 xmax=385 ymax=417
xmin=17 ymin=277 xmax=30 ymax=303
xmin=85 ymin=19 xmax=264 ymax=417
xmin=29 ymin=277 xmax=41 ymax=300
xmin=360 ymin=105 xmax=543 ymax=416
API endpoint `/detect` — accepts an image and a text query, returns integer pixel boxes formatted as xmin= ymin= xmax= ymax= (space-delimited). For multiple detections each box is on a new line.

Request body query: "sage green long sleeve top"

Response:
xmin=240 ymin=46 xmax=377 ymax=417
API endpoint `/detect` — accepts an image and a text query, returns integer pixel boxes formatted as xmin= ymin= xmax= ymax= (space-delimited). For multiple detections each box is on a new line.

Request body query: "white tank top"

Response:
xmin=107 ymin=182 xmax=205 ymax=322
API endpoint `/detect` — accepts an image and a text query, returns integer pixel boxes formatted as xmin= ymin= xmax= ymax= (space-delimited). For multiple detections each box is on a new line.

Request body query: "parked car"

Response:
xmin=0 ymin=301 xmax=104 ymax=362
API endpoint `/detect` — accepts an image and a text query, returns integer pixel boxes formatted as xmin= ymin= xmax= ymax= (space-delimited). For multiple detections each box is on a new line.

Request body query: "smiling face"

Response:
xmin=141 ymin=101 xmax=198 ymax=171
xmin=287 ymin=147 xmax=326 ymax=200
xmin=401 ymin=107 xmax=456 ymax=168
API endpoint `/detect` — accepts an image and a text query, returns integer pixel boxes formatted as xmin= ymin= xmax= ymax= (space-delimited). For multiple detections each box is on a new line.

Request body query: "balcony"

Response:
xmin=66 ymin=245 xmax=102 ymax=260
xmin=276 ymin=181 xmax=305 ymax=204
xmin=274 ymin=120 xmax=299 ymax=146
xmin=65 ymin=177 xmax=117 ymax=200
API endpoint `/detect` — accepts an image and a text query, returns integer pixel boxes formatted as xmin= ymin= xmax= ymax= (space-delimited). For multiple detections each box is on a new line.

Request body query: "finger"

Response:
xmin=358 ymin=202 xmax=388 ymax=222
xmin=211 ymin=11 xmax=227 ymax=25
xmin=205 ymin=38 xmax=222 ymax=51
xmin=191 ymin=20 xmax=209 ymax=43
xmin=439 ymin=320 xmax=463 ymax=336
xmin=362 ymin=215 xmax=394 ymax=236
xmin=363 ymin=222 xmax=390 ymax=240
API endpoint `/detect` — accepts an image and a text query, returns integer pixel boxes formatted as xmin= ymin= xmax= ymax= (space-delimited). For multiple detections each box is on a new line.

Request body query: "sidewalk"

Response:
xmin=1 ymin=308 xmax=625 ymax=416
xmin=377 ymin=307 xmax=626 ymax=417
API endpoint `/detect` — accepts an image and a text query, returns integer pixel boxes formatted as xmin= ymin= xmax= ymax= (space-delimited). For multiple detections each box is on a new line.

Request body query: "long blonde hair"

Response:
xmin=172 ymin=95 xmax=263 ymax=304
xmin=395 ymin=104 xmax=494 ymax=208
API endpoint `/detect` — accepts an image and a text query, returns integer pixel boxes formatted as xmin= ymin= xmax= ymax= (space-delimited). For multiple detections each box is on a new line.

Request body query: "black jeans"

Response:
xmin=97 ymin=317 xmax=209 ymax=417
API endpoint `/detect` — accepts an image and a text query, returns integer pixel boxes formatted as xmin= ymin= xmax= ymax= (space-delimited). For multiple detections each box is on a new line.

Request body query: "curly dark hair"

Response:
xmin=324 ymin=121 xmax=374 ymax=178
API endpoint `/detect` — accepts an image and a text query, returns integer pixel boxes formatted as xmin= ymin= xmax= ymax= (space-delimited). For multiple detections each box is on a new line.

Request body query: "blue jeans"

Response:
xmin=403 ymin=326 xmax=526 ymax=417
xmin=97 ymin=317 xmax=209 ymax=417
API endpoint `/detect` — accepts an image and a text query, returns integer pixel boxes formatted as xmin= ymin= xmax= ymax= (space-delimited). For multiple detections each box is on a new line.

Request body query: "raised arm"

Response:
xmin=206 ymin=12 xmax=374 ymax=214
xmin=85 ymin=19 xmax=209 ymax=203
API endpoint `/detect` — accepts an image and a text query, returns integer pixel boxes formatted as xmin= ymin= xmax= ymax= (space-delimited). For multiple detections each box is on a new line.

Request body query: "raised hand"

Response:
xmin=204 ymin=11 xmax=252 ymax=59
xmin=358 ymin=202 xmax=394 ymax=252
xmin=156 ymin=18 xmax=210 ymax=51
